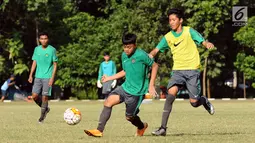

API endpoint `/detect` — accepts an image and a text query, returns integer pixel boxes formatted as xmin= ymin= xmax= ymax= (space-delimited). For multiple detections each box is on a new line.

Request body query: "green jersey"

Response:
xmin=121 ymin=48 xmax=154 ymax=96
xmin=32 ymin=45 xmax=58 ymax=79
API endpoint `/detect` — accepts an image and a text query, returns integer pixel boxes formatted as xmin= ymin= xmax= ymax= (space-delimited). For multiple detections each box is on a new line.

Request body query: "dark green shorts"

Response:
xmin=109 ymin=86 xmax=144 ymax=117
xmin=167 ymin=70 xmax=201 ymax=99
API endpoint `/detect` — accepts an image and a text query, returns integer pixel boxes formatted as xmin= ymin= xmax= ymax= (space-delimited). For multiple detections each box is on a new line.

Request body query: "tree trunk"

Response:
xmin=203 ymin=58 xmax=208 ymax=96
xmin=35 ymin=19 xmax=39 ymax=46
xmin=243 ymin=73 xmax=246 ymax=98
xmin=207 ymin=78 xmax=211 ymax=98
xmin=62 ymin=86 xmax=72 ymax=100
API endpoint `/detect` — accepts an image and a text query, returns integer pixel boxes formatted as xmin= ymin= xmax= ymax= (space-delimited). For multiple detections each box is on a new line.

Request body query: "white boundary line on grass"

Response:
xmin=237 ymin=98 xmax=246 ymax=100
xmin=50 ymin=100 xmax=60 ymax=102
xmin=159 ymin=98 xmax=184 ymax=101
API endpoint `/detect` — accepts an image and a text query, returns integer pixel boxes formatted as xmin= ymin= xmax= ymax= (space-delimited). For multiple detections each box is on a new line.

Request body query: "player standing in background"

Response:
xmin=149 ymin=8 xmax=215 ymax=136
xmin=28 ymin=32 xmax=58 ymax=123
xmin=97 ymin=52 xmax=117 ymax=99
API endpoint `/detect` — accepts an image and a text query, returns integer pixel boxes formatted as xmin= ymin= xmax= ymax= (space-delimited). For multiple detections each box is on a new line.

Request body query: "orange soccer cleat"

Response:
xmin=135 ymin=122 xmax=148 ymax=137
xmin=84 ymin=129 xmax=103 ymax=137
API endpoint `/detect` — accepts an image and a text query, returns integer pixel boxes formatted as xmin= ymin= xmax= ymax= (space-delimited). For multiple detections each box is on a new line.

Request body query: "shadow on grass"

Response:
xmin=142 ymin=132 xmax=246 ymax=137
xmin=78 ymin=132 xmax=247 ymax=139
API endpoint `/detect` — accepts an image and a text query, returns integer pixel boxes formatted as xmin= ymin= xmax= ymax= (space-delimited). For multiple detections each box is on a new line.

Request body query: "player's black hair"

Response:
xmin=122 ymin=33 xmax=137 ymax=45
xmin=167 ymin=8 xmax=184 ymax=19
xmin=104 ymin=51 xmax=110 ymax=56
xmin=39 ymin=32 xmax=49 ymax=38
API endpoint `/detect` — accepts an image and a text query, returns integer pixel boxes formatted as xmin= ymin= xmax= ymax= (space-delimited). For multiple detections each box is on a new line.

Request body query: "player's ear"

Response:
xmin=180 ymin=18 xmax=183 ymax=24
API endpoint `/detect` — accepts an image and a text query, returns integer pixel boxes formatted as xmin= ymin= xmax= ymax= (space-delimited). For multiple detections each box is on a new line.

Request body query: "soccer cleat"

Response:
xmin=38 ymin=107 xmax=50 ymax=123
xmin=135 ymin=122 xmax=148 ymax=137
xmin=151 ymin=127 xmax=166 ymax=136
xmin=203 ymin=99 xmax=215 ymax=115
xmin=84 ymin=129 xmax=103 ymax=137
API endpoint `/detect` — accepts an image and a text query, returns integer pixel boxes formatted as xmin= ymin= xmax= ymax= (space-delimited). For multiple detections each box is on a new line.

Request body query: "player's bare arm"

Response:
xmin=202 ymin=41 xmax=214 ymax=49
xmin=149 ymin=62 xmax=159 ymax=97
xmin=8 ymin=81 xmax=15 ymax=86
xmin=149 ymin=48 xmax=160 ymax=58
xmin=49 ymin=62 xmax=57 ymax=86
xmin=102 ymin=70 xmax=126 ymax=83
xmin=28 ymin=60 xmax=37 ymax=83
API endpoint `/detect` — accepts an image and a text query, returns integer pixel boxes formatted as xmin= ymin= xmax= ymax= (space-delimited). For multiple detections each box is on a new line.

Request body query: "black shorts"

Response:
xmin=109 ymin=86 xmax=144 ymax=117
xmin=167 ymin=70 xmax=201 ymax=99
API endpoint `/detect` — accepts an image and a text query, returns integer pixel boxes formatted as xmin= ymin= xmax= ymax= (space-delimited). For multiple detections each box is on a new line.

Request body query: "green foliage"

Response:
xmin=234 ymin=16 xmax=255 ymax=88
xmin=26 ymin=0 xmax=48 ymax=11
xmin=6 ymin=37 xmax=23 ymax=60
xmin=56 ymin=13 xmax=103 ymax=88
xmin=234 ymin=17 xmax=255 ymax=49
xmin=56 ymin=0 xmax=180 ymax=89
xmin=182 ymin=0 xmax=239 ymax=38
xmin=73 ymin=88 xmax=98 ymax=100
xmin=1 ymin=0 xmax=251 ymax=98
xmin=14 ymin=63 xmax=29 ymax=75
xmin=0 ymin=56 xmax=5 ymax=73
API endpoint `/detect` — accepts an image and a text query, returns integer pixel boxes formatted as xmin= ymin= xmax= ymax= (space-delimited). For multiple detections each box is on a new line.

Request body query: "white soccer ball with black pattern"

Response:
xmin=64 ymin=108 xmax=82 ymax=125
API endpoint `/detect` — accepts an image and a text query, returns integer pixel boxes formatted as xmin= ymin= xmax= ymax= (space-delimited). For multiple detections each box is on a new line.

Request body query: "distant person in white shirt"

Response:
xmin=1 ymin=75 xmax=15 ymax=102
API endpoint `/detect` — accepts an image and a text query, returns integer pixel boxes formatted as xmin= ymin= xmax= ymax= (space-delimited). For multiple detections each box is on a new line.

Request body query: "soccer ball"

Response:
xmin=64 ymin=108 xmax=82 ymax=125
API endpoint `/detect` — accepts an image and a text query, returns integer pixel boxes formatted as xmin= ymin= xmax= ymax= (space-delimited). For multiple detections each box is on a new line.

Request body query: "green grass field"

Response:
xmin=0 ymin=100 xmax=255 ymax=143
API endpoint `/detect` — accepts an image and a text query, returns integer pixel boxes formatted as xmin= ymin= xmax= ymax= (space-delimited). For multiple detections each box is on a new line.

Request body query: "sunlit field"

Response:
xmin=0 ymin=100 xmax=254 ymax=143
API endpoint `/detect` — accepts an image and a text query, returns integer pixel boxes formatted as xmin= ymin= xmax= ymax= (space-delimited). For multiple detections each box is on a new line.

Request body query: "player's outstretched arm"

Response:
xmin=149 ymin=48 xmax=160 ymax=58
xmin=149 ymin=62 xmax=159 ymax=97
xmin=8 ymin=81 xmax=15 ymax=86
xmin=202 ymin=41 xmax=214 ymax=49
xmin=102 ymin=70 xmax=126 ymax=83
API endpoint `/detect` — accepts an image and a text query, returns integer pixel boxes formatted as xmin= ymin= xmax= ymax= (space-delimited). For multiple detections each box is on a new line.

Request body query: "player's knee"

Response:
xmin=42 ymin=96 xmax=48 ymax=102
xmin=190 ymin=101 xmax=199 ymax=107
xmin=103 ymin=100 xmax=114 ymax=107
xmin=32 ymin=94 xmax=38 ymax=100
xmin=126 ymin=116 xmax=134 ymax=122
xmin=168 ymin=86 xmax=178 ymax=95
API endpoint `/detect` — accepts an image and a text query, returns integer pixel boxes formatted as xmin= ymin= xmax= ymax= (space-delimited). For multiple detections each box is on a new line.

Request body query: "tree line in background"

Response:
xmin=0 ymin=0 xmax=255 ymax=99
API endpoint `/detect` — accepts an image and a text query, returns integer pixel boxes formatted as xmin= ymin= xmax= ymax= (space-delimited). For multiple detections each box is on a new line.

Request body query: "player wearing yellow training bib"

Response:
xmin=157 ymin=26 xmax=203 ymax=70
xmin=149 ymin=8 xmax=215 ymax=136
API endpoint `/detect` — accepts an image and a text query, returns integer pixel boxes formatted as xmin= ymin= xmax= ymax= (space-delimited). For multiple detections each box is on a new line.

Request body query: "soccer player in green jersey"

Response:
xmin=150 ymin=8 xmax=215 ymax=136
xmin=84 ymin=33 xmax=158 ymax=137
xmin=28 ymin=32 xmax=58 ymax=123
